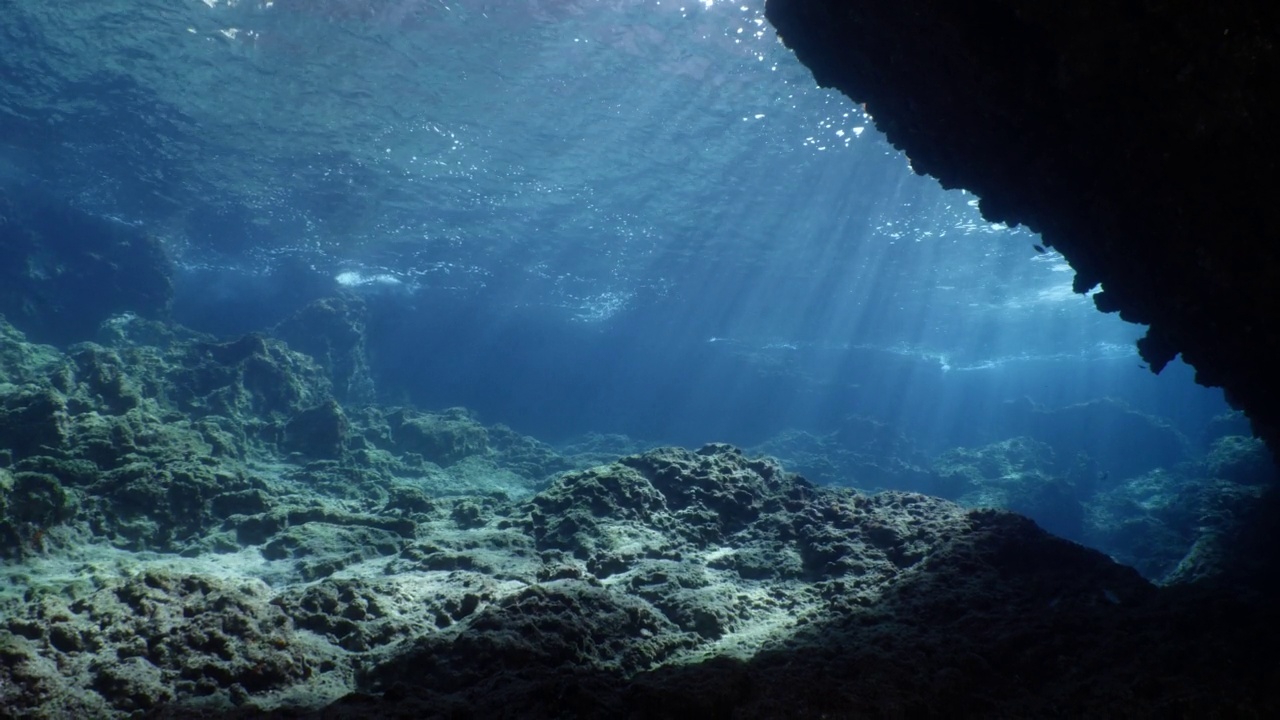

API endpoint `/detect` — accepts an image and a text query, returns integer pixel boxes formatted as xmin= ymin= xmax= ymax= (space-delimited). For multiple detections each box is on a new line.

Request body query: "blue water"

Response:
xmin=0 ymin=1 xmax=1235 ymax=531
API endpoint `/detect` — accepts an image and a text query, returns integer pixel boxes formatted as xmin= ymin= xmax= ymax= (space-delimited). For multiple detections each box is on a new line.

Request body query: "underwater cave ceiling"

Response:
xmin=765 ymin=0 xmax=1280 ymax=456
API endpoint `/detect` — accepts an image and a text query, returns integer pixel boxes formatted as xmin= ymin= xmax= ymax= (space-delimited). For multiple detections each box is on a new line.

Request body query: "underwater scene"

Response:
xmin=1 ymin=1 xmax=1276 ymax=717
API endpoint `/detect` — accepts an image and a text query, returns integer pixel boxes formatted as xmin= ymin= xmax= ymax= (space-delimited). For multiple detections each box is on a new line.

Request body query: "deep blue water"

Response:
xmin=1 ymin=0 xmax=1232 ymax=478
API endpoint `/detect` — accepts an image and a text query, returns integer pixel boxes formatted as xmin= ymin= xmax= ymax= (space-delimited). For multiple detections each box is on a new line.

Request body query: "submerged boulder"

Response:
xmin=751 ymin=415 xmax=935 ymax=491
xmin=1203 ymin=435 xmax=1277 ymax=487
xmin=999 ymin=398 xmax=1192 ymax=481
xmin=0 ymin=467 xmax=78 ymax=558
xmin=0 ymin=384 xmax=67 ymax=461
xmin=931 ymin=437 xmax=1086 ymax=542
xmin=1086 ymin=437 xmax=1277 ymax=582
xmin=282 ymin=399 xmax=349 ymax=460
xmin=0 ymin=188 xmax=173 ymax=346
xmin=389 ymin=407 xmax=490 ymax=467
xmin=272 ymin=295 xmax=375 ymax=404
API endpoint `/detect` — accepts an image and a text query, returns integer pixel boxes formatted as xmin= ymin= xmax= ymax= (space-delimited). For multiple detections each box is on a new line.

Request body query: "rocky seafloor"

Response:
xmin=3 ymin=309 xmax=1280 ymax=718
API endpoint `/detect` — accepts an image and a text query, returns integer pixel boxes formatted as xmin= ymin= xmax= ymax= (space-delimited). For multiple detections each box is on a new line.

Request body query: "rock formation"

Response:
xmin=765 ymin=0 xmax=1280 ymax=455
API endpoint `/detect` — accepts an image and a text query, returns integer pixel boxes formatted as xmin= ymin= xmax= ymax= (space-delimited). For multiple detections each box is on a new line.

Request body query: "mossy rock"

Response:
xmin=91 ymin=461 xmax=259 ymax=551
xmin=195 ymin=416 xmax=249 ymax=459
xmin=932 ymin=437 xmax=1056 ymax=497
xmin=282 ymin=399 xmax=348 ymax=460
xmin=0 ymin=317 xmax=65 ymax=385
xmin=272 ymin=295 xmax=375 ymax=404
xmin=65 ymin=407 xmax=214 ymax=470
xmin=390 ymin=407 xmax=489 ymax=467
xmin=488 ymin=424 xmax=574 ymax=482
xmin=175 ymin=334 xmax=332 ymax=421
xmin=0 ymin=383 xmax=67 ymax=459
xmin=66 ymin=344 xmax=143 ymax=415
xmin=1203 ymin=435 xmax=1275 ymax=486
xmin=0 ymin=468 xmax=79 ymax=557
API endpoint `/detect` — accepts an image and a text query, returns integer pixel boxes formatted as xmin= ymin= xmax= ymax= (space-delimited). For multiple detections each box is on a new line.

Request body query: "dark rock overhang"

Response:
xmin=765 ymin=0 xmax=1280 ymax=456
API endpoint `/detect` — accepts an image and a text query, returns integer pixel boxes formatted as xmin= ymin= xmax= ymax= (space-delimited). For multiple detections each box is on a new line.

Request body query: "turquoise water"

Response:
xmin=0 ymin=0 xmax=1243 ymax=559
xmin=2 ymin=3 xmax=1275 ymax=716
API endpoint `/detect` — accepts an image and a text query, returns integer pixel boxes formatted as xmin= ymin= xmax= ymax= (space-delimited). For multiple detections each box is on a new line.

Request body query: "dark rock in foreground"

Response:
xmin=3 ymin=318 xmax=1277 ymax=717
xmin=3 ymin=443 xmax=1277 ymax=718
